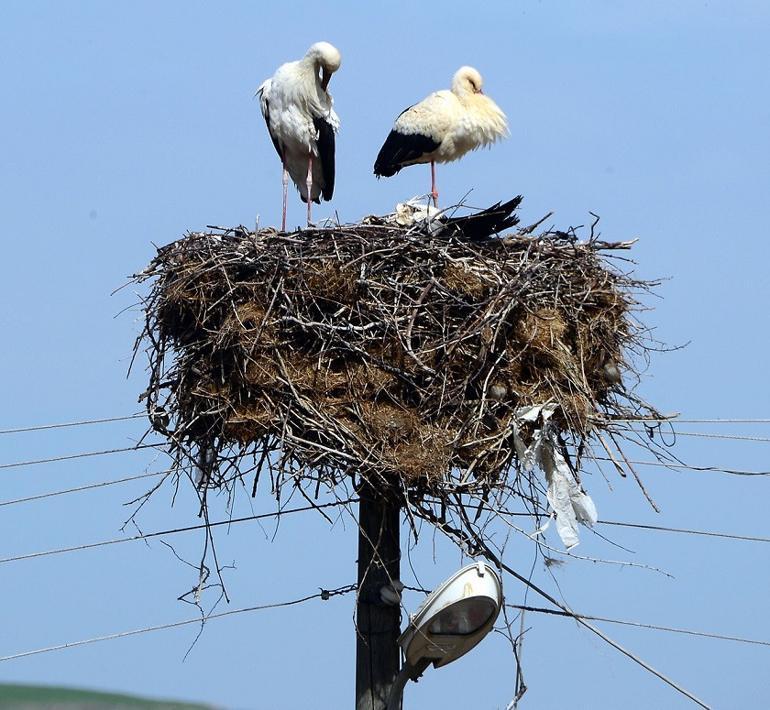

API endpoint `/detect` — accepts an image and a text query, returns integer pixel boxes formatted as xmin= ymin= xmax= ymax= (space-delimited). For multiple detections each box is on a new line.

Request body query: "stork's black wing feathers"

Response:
xmin=313 ymin=115 xmax=336 ymax=201
xmin=373 ymin=128 xmax=441 ymax=177
xmin=443 ymin=196 xmax=524 ymax=240
xmin=261 ymin=96 xmax=284 ymax=163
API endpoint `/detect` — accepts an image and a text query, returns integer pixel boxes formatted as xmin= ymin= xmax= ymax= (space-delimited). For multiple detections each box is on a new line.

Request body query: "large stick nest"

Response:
xmin=134 ymin=199 xmax=660 ymax=507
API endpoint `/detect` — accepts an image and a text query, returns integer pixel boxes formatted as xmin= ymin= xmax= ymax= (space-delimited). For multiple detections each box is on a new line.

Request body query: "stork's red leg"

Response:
xmin=430 ymin=161 xmax=439 ymax=208
xmin=306 ymin=155 xmax=314 ymax=227
xmin=281 ymin=165 xmax=288 ymax=232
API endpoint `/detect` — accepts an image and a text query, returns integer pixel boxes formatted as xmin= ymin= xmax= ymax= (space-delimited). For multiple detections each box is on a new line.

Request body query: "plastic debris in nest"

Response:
xmin=390 ymin=197 xmax=442 ymax=231
xmin=516 ymin=403 xmax=597 ymax=548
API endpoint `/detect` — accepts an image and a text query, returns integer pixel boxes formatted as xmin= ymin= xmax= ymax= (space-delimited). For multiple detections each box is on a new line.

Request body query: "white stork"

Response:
xmin=374 ymin=66 xmax=508 ymax=207
xmin=257 ymin=42 xmax=341 ymax=230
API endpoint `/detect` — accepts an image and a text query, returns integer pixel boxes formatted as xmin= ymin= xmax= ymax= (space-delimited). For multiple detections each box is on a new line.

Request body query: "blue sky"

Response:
xmin=1 ymin=1 xmax=769 ymax=708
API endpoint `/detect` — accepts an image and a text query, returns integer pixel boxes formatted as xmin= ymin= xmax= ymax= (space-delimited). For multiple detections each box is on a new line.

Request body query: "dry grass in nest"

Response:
xmin=133 ymin=201 xmax=662 ymax=516
xmin=518 ymin=307 xmax=567 ymax=353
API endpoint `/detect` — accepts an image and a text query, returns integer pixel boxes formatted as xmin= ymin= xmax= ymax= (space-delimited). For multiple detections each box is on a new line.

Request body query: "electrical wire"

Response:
xmin=1 ymin=414 xmax=768 ymax=438
xmin=507 ymin=604 xmax=770 ymax=648
xmin=487 ymin=508 xmax=770 ymax=545
xmin=0 ymin=499 xmax=355 ymax=565
xmin=422 ymin=501 xmax=770 ymax=546
xmin=588 ymin=456 xmax=770 ymax=476
xmin=675 ymin=431 xmax=770 ymax=442
xmin=1 ymin=414 xmax=767 ymax=438
xmin=606 ymin=418 xmax=770 ymax=424
xmin=598 ymin=520 xmax=770 ymax=544
xmin=659 ymin=418 xmax=770 ymax=424
xmin=0 ymin=414 xmax=144 ymax=435
xmin=0 ymin=584 xmax=356 ymax=663
xmin=6 ymin=446 xmax=765 ymax=477
xmin=0 ymin=443 xmax=163 ymax=471
xmin=0 ymin=470 xmax=172 ymax=507
xmin=622 ymin=429 xmax=770 ymax=443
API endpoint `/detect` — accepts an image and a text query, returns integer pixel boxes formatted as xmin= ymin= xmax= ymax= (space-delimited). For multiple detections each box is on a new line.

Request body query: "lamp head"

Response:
xmin=399 ymin=562 xmax=502 ymax=670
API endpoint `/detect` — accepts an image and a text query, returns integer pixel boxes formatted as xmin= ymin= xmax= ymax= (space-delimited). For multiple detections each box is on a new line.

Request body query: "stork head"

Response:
xmin=307 ymin=41 xmax=342 ymax=91
xmin=452 ymin=66 xmax=484 ymax=96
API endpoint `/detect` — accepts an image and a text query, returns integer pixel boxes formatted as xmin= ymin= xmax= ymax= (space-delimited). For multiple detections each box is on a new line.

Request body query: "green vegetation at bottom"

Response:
xmin=0 ymin=684 xmax=213 ymax=709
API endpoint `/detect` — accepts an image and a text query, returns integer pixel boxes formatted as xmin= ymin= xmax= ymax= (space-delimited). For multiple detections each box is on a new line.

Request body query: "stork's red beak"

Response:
xmin=321 ymin=68 xmax=331 ymax=91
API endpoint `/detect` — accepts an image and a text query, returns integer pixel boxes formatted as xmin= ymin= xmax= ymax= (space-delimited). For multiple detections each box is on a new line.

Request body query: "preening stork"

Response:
xmin=374 ymin=66 xmax=508 ymax=207
xmin=257 ymin=42 xmax=341 ymax=230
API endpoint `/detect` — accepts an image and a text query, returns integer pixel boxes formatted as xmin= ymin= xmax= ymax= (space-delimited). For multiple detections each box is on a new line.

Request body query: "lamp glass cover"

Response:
xmin=426 ymin=597 xmax=497 ymax=636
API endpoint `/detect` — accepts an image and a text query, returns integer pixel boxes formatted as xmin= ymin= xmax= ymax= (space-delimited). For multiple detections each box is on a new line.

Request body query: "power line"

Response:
xmin=0 ymin=499 xmax=355 ymax=565
xmin=0 ymin=584 xmax=356 ymax=663
xmin=0 ymin=443 xmax=163 ymax=471
xmin=507 ymin=604 xmax=770 ymax=648
xmin=0 ymin=470 xmax=172 ymax=507
xmin=588 ymin=456 xmax=770 ymax=477
xmin=677 ymin=431 xmax=770 ymax=442
xmin=598 ymin=520 xmax=770 ymax=544
xmin=621 ymin=429 xmax=770 ymax=443
xmin=666 ymin=418 xmax=770 ymax=424
xmin=3 ymin=450 xmax=763 ymax=479
xmin=0 ymin=414 xmax=144 ymax=435
xmin=423 ymin=500 xmax=770 ymax=546
xmin=1 ymin=414 xmax=767 ymax=439
xmin=606 ymin=418 xmax=770 ymax=424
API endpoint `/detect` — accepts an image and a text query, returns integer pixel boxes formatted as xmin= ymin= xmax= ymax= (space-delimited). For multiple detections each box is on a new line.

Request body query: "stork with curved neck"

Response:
xmin=374 ymin=66 xmax=508 ymax=207
xmin=257 ymin=42 xmax=342 ymax=230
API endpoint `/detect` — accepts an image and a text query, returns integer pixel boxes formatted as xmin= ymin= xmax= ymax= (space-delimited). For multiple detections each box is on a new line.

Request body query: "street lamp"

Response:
xmin=387 ymin=562 xmax=503 ymax=709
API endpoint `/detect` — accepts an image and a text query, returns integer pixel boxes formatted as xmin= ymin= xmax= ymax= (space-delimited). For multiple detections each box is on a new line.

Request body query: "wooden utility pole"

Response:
xmin=355 ymin=484 xmax=401 ymax=710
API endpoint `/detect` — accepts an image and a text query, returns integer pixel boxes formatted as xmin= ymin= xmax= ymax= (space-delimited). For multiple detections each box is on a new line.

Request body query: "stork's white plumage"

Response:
xmin=257 ymin=42 xmax=341 ymax=230
xmin=374 ymin=66 xmax=508 ymax=206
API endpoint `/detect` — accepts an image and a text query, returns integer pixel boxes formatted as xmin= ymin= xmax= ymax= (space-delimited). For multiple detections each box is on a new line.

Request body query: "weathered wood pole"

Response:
xmin=355 ymin=484 xmax=401 ymax=710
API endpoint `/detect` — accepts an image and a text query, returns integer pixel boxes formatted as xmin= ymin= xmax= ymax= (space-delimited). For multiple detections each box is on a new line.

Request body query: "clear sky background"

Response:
xmin=1 ymin=1 xmax=769 ymax=708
